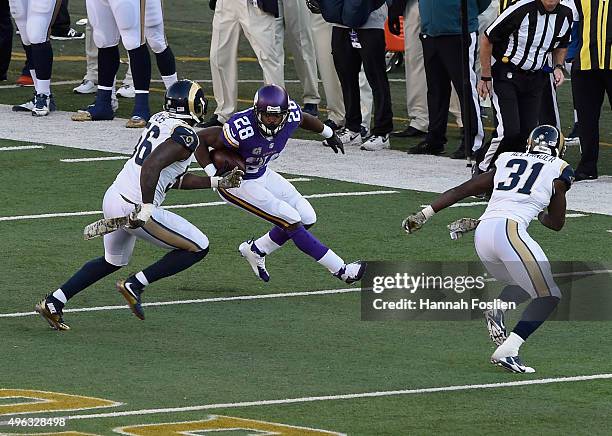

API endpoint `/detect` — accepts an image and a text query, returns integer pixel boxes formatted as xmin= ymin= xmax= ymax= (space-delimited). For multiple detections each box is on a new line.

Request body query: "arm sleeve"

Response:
xmin=170 ymin=125 xmax=200 ymax=152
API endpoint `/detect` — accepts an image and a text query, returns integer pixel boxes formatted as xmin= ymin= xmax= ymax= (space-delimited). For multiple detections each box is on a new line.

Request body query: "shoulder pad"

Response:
xmin=171 ymin=124 xmax=199 ymax=152
xmin=222 ymin=122 xmax=240 ymax=149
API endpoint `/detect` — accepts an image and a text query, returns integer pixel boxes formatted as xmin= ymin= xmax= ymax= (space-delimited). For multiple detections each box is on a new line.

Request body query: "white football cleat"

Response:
xmin=360 ymin=134 xmax=390 ymax=151
xmin=239 ymin=240 xmax=270 ymax=282
xmin=31 ymin=93 xmax=54 ymax=116
xmin=490 ymin=355 xmax=535 ymax=374
xmin=484 ymin=308 xmax=507 ymax=346
xmin=336 ymin=127 xmax=363 ymax=147
xmin=73 ymin=79 xmax=97 ymax=94
xmin=117 ymin=83 xmax=135 ymax=98
xmin=12 ymin=92 xmax=36 ymax=112
xmin=334 ymin=261 xmax=367 ymax=284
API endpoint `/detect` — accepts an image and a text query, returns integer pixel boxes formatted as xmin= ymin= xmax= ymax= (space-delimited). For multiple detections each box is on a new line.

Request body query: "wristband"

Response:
xmin=204 ymin=163 xmax=217 ymax=177
xmin=481 ymin=76 xmax=492 ymax=82
xmin=422 ymin=205 xmax=436 ymax=219
xmin=210 ymin=176 xmax=220 ymax=189
xmin=321 ymin=124 xmax=334 ymax=139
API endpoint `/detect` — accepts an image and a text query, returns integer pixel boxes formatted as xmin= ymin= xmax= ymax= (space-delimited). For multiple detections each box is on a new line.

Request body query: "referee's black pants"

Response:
xmin=480 ymin=62 xmax=545 ymax=171
xmin=572 ymin=67 xmax=612 ymax=177
xmin=331 ymin=27 xmax=393 ymax=136
xmin=421 ymin=33 xmax=483 ymax=153
xmin=0 ymin=0 xmax=12 ymax=79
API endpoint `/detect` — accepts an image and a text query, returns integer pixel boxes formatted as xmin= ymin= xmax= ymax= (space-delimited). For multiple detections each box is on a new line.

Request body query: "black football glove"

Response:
xmin=388 ymin=14 xmax=401 ymax=36
xmin=305 ymin=0 xmax=321 ymax=14
xmin=323 ymin=133 xmax=345 ymax=154
xmin=209 ymin=0 xmax=216 ymax=10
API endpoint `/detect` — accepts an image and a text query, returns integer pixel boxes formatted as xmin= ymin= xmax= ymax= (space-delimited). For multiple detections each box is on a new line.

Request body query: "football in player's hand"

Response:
xmin=210 ymin=148 xmax=246 ymax=175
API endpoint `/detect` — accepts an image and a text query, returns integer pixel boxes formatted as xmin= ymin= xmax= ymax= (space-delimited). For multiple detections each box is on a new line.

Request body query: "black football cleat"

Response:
xmin=117 ymin=280 xmax=145 ymax=320
xmin=35 ymin=297 xmax=70 ymax=331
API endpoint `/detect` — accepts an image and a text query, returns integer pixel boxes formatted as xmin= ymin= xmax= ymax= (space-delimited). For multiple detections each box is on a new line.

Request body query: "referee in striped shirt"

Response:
xmin=572 ymin=0 xmax=611 ymax=181
xmin=476 ymin=0 xmax=573 ymax=172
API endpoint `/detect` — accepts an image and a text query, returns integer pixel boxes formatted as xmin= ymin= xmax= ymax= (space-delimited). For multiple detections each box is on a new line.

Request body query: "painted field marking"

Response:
xmin=0 ymin=288 xmax=359 ymax=319
xmin=0 ymin=190 xmax=398 ymax=222
xmin=2 ymin=269 xmax=610 ymax=319
xmin=0 ymin=145 xmax=45 ymax=151
xmin=36 ymin=373 xmax=612 ymax=421
xmin=60 ymin=156 xmax=129 ymax=162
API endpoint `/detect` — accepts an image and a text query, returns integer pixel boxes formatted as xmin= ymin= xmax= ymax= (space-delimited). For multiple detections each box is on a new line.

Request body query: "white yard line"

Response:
xmin=0 ymin=190 xmax=398 ymax=222
xmin=3 ymin=269 xmax=609 ymax=319
xmin=0 ymin=145 xmax=45 ymax=151
xmin=20 ymin=373 xmax=608 ymax=421
xmin=0 ymin=288 xmax=359 ymax=318
xmin=60 ymin=156 xmax=129 ymax=162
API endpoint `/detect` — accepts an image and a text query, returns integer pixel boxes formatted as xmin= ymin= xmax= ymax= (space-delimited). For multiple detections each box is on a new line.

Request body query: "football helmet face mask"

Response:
xmin=527 ymin=124 xmax=566 ymax=158
xmin=164 ymin=79 xmax=208 ymax=125
xmin=253 ymin=84 xmax=289 ymax=137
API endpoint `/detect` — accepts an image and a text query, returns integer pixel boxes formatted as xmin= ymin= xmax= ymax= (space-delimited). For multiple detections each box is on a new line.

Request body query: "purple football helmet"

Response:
xmin=253 ymin=84 xmax=289 ymax=136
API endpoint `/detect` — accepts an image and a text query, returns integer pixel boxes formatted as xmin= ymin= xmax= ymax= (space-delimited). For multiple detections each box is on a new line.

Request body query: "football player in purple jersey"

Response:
xmin=197 ymin=84 xmax=366 ymax=284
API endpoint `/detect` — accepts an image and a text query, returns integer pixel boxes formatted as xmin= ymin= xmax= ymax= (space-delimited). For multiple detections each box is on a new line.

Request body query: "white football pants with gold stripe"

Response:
xmin=102 ymin=184 xmax=209 ymax=267
xmin=217 ymin=169 xmax=316 ymax=230
xmin=474 ymin=218 xmax=561 ymax=299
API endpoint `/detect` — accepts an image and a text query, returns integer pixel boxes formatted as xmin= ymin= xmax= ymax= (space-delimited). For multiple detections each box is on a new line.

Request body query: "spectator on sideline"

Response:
xmin=477 ymin=0 xmax=573 ymax=172
xmin=0 ymin=0 xmax=11 ymax=81
xmin=571 ymin=0 xmax=611 ymax=181
xmin=309 ymin=0 xmax=393 ymax=151
xmin=274 ymin=0 xmax=321 ymax=117
xmin=388 ymin=0 xmax=464 ymax=146
xmin=202 ymin=0 xmax=283 ymax=128
xmin=405 ymin=0 xmax=489 ymax=158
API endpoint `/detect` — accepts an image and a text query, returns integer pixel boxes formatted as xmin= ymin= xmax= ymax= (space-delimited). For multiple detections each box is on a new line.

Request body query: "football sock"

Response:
xmin=161 ymin=73 xmax=178 ymax=89
xmin=498 ymin=285 xmax=530 ymax=311
xmin=497 ymin=332 xmax=525 ymax=357
xmin=255 ymin=223 xmax=316 ymax=256
xmin=286 ymin=226 xmax=328 ymax=260
xmin=132 ymin=248 xmax=209 ymax=292
xmin=98 ymin=46 xmax=120 ymax=87
xmin=29 ymin=68 xmax=38 ymax=91
xmin=31 ymin=42 xmax=52 ymax=91
xmin=128 ymin=44 xmax=151 ymax=117
xmin=255 ymin=227 xmax=288 ymax=255
xmin=513 ymin=296 xmax=560 ymax=340
xmin=317 ymin=249 xmax=345 ymax=274
xmin=53 ymin=257 xmax=121 ymax=307
xmin=155 ymin=47 xmax=176 ymax=85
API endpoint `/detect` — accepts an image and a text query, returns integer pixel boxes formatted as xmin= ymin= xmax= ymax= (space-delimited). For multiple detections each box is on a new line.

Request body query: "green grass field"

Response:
xmin=1 ymin=2 xmax=612 ymax=435
xmin=0 ymin=141 xmax=611 ymax=435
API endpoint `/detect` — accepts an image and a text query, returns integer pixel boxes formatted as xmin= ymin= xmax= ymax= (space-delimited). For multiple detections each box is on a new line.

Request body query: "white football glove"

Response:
xmin=211 ymin=167 xmax=244 ymax=189
xmin=128 ymin=203 xmax=154 ymax=228
xmin=447 ymin=218 xmax=480 ymax=240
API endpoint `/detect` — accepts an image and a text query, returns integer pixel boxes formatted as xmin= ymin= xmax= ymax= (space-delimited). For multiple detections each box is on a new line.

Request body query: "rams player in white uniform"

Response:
xmin=35 ymin=80 xmax=243 ymax=331
xmin=9 ymin=0 xmax=58 ymax=115
xmin=403 ymin=125 xmax=574 ymax=374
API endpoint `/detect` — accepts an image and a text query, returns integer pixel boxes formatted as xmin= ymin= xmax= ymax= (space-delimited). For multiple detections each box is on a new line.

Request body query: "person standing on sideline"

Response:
xmin=477 ymin=0 xmax=573 ymax=172
xmin=571 ymin=0 xmax=611 ymax=181
xmin=406 ymin=0 xmax=489 ymax=158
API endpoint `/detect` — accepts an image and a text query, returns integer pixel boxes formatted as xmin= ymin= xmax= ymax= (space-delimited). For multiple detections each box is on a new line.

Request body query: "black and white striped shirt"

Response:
xmin=485 ymin=0 xmax=573 ymax=71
